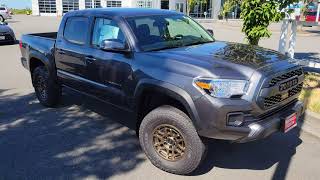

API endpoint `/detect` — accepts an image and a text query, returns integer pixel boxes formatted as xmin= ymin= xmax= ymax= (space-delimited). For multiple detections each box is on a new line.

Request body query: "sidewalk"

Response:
xmin=299 ymin=111 xmax=320 ymax=138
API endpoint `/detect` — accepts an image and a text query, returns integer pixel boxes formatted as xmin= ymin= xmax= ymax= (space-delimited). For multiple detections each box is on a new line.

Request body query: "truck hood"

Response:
xmin=0 ymin=25 xmax=12 ymax=33
xmin=145 ymin=41 xmax=295 ymax=80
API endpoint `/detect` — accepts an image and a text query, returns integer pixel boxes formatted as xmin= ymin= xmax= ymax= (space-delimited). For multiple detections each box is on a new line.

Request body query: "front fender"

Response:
xmin=134 ymin=79 xmax=202 ymax=130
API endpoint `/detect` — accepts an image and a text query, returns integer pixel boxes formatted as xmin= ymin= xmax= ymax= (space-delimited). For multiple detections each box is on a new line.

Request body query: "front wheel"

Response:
xmin=139 ymin=105 xmax=206 ymax=175
xmin=0 ymin=16 xmax=4 ymax=22
xmin=32 ymin=66 xmax=61 ymax=107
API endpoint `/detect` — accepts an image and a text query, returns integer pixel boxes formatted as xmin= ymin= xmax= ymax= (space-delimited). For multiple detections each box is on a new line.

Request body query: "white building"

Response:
xmin=32 ymin=0 xmax=222 ymax=19
xmin=32 ymin=0 xmax=188 ymax=16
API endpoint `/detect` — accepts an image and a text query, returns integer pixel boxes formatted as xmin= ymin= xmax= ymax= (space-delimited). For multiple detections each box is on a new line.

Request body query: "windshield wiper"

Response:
xmin=184 ymin=40 xmax=213 ymax=47
xmin=149 ymin=45 xmax=182 ymax=51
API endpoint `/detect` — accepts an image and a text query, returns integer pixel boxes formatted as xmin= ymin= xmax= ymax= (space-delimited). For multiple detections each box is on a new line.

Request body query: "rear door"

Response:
xmin=55 ymin=16 xmax=92 ymax=91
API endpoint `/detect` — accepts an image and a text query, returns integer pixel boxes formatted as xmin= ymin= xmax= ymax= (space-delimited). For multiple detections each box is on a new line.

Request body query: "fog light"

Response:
xmin=227 ymin=113 xmax=245 ymax=126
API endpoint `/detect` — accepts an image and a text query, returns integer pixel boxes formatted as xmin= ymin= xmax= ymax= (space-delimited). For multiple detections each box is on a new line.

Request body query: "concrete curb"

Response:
xmin=299 ymin=110 xmax=320 ymax=138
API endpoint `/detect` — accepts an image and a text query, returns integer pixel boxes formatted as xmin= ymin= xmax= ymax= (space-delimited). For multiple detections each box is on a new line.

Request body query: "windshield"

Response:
xmin=126 ymin=15 xmax=215 ymax=51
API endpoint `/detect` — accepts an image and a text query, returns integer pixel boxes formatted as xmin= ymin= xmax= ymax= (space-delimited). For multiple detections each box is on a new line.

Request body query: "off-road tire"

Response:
xmin=139 ymin=105 xmax=206 ymax=175
xmin=32 ymin=66 xmax=61 ymax=107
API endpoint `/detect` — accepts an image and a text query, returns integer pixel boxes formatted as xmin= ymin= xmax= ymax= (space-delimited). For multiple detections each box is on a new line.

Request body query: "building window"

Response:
xmin=85 ymin=0 xmax=101 ymax=9
xmin=38 ymin=0 xmax=57 ymax=13
xmin=137 ymin=0 xmax=153 ymax=8
xmin=62 ymin=0 xmax=79 ymax=13
xmin=106 ymin=1 xmax=122 ymax=7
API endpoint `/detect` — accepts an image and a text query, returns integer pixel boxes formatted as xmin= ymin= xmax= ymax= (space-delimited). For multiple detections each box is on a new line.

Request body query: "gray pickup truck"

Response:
xmin=20 ymin=8 xmax=305 ymax=174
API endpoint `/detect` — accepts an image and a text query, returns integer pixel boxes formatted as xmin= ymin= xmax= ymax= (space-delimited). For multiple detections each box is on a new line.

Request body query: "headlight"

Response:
xmin=194 ymin=78 xmax=249 ymax=98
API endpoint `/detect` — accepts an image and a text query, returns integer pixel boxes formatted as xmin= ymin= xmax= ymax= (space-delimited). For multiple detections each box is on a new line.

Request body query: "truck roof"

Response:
xmin=66 ymin=8 xmax=181 ymax=18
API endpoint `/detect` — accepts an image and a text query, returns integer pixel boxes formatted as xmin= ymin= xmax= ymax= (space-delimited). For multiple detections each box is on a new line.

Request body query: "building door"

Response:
xmin=161 ymin=0 xmax=169 ymax=9
xmin=175 ymin=2 xmax=185 ymax=13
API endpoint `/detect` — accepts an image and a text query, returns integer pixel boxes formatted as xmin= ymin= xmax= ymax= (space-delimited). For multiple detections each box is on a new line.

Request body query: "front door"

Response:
xmin=86 ymin=17 xmax=134 ymax=109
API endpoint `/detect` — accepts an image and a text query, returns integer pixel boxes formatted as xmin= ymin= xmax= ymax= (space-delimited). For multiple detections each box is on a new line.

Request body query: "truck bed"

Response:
xmin=27 ymin=32 xmax=57 ymax=39
xmin=20 ymin=32 xmax=58 ymax=68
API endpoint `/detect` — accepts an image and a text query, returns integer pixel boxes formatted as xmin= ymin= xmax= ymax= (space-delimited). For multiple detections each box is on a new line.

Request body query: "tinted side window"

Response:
xmin=0 ymin=7 xmax=5 ymax=10
xmin=92 ymin=18 xmax=126 ymax=47
xmin=64 ymin=17 xmax=89 ymax=45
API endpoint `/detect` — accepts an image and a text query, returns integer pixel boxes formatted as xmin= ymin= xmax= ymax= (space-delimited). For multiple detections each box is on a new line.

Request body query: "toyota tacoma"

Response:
xmin=20 ymin=8 xmax=305 ymax=175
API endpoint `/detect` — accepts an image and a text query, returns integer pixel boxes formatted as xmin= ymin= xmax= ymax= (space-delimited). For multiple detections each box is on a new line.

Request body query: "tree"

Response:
xmin=187 ymin=0 xmax=207 ymax=15
xmin=240 ymin=0 xmax=299 ymax=45
xmin=221 ymin=0 xmax=240 ymax=19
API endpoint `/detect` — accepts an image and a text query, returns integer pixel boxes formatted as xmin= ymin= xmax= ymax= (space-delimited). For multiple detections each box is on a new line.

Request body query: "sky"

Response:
xmin=0 ymin=0 xmax=31 ymax=9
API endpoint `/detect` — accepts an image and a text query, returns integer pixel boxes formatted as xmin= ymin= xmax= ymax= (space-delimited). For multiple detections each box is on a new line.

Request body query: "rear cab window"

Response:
xmin=64 ymin=17 xmax=89 ymax=45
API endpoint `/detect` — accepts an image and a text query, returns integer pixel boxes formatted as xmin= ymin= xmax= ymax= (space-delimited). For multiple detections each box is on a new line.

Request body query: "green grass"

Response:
xmin=11 ymin=9 xmax=32 ymax=15
xmin=299 ymin=73 xmax=320 ymax=113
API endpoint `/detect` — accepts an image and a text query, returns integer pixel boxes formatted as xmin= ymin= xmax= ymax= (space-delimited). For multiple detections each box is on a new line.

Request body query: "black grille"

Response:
xmin=0 ymin=33 xmax=13 ymax=41
xmin=269 ymin=68 xmax=303 ymax=87
xmin=264 ymin=83 xmax=303 ymax=108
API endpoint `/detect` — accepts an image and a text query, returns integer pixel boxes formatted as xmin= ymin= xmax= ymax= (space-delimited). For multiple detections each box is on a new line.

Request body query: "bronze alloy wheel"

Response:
xmin=152 ymin=124 xmax=186 ymax=161
xmin=36 ymin=75 xmax=48 ymax=100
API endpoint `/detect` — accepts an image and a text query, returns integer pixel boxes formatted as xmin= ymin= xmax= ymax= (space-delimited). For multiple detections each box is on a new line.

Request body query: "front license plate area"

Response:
xmin=282 ymin=113 xmax=297 ymax=133
xmin=0 ymin=36 xmax=5 ymax=40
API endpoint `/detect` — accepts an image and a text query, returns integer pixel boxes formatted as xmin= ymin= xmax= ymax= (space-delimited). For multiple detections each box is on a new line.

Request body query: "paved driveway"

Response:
xmin=1 ymin=15 xmax=320 ymax=180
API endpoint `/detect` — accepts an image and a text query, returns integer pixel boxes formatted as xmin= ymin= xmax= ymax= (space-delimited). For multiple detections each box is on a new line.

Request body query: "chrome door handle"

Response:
xmin=85 ymin=56 xmax=96 ymax=63
xmin=57 ymin=49 xmax=65 ymax=55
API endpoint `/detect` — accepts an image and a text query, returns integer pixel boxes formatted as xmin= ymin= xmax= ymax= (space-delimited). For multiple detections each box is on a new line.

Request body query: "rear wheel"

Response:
xmin=0 ymin=16 xmax=4 ymax=22
xmin=139 ymin=105 xmax=206 ymax=175
xmin=32 ymin=66 xmax=61 ymax=107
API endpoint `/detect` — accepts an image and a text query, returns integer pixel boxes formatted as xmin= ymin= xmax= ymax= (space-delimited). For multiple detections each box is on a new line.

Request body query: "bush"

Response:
xmin=299 ymin=73 xmax=320 ymax=113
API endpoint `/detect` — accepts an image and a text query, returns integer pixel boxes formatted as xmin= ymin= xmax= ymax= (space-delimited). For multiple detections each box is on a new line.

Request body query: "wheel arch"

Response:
xmin=28 ymin=50 xmax=57 ymax=83
xmin=134 ymin=79 xmax=201 ymax=133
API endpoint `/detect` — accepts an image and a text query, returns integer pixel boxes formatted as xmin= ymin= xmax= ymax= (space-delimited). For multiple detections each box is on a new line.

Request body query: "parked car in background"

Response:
xmin=0 ymin=22 xmax=16 ymax=44
xmin=0 ymin=7 xmax=11 ymax=22
xmin=305 ymin=10 xmax=320 ymax=22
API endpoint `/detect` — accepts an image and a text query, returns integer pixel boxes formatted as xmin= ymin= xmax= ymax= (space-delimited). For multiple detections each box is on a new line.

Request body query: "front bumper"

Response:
xmin=0 ymin=33 xmax=15 ymax=43
xmin=236 ymin=101 xmax=304 ymax=143
xmin=195 ymin=94 xmax=305 ymax=143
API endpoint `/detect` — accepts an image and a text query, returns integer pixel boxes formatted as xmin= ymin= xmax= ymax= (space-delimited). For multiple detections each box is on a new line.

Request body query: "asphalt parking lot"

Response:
xmin=1 ymin=15 xmax=320 ymax=180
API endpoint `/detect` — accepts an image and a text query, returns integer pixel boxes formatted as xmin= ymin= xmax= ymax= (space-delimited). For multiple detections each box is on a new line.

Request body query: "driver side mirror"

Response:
xmin=207 ymin=29 xmax=214 ymax=36
xmin=100 ymin=39 xmax=130 ymax=53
